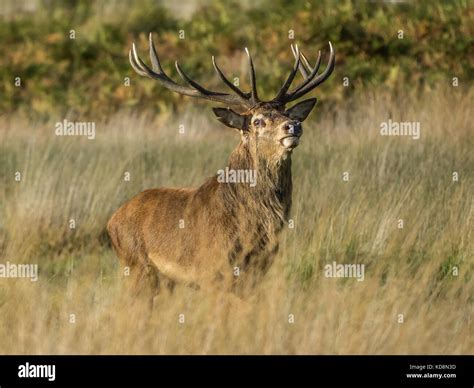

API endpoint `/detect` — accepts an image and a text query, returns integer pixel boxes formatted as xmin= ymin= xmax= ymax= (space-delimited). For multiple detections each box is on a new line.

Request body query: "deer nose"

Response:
xmin=284 ymin=121 xmax=302 ymax=136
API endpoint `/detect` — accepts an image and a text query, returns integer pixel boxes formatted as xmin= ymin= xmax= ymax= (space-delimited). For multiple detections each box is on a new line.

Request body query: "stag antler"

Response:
xmin=129 ymin=33 xmax=335 ymax=109
xmin=130 ymin=33 xmax=259 ymax=108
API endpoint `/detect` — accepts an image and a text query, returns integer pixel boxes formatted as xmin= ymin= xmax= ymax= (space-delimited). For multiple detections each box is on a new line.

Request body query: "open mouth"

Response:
xmin=280 ymin=135 xmax=301 ymax=149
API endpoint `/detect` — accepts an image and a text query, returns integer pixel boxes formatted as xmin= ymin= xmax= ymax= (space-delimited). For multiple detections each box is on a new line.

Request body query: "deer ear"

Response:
xmin=285 ymin=98 xmax=317 ymax=122
xmin=212 ymin=107 xmax=248 ymax=130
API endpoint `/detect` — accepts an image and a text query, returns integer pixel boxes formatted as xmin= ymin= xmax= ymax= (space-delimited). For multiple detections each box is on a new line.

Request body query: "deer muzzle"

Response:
xmin=280 ymin=121 xmax=302 ymax=149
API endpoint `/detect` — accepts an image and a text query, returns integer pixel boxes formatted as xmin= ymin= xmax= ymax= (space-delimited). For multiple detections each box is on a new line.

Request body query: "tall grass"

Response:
xmin=0 ymin=87 xmax=472 ymax=354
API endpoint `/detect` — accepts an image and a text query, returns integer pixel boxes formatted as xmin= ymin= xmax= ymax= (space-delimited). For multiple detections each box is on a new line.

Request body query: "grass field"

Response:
xmin=0 ymin=87 xmax=472 ymax=354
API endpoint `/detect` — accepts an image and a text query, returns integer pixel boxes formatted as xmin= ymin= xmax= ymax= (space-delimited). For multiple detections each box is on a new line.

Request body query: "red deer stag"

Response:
xmin=108 ymin=33 xmax=335 ymax=299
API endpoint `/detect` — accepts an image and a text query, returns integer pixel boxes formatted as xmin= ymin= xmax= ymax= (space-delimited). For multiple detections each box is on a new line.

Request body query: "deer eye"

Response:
xmin=253 ymin=118 xmax=265 ymax=127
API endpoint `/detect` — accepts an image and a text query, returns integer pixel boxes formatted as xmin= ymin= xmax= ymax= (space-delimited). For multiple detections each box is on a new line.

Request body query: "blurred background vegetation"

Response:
xmin=0 ymin=0 xmax=472 ymax=119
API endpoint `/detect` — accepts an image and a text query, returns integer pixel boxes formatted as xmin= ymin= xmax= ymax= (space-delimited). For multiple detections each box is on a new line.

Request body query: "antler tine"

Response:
xmin=148 ymin=33 xmax=164 ymax=73
xmin=212 ymin=56 xmax=250 ymax=100
xmin=175 ymin=61 xmax=227 ymax=97
xmin=291 ymin=44 xmax=309 ymax=78
xmin=129 ymin=34 xmax=253 ymax=107
xmin=244 ymin=47 xmax=258 ymax=104
xmin=274 ymin=44 xmax=301 ymax=101
xmin=129 ymin=48 xmax=148 ymax=77
xmin=300 ymin=51 xmax=316 ymax=74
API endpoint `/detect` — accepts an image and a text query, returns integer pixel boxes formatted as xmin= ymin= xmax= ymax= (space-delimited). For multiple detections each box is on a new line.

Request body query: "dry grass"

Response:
xmin=0 ymin=87 xmax=472 ymax=354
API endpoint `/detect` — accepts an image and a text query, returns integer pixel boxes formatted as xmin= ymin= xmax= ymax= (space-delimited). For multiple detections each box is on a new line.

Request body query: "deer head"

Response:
xmin=130 ymin=34 xmax=335 ymax=165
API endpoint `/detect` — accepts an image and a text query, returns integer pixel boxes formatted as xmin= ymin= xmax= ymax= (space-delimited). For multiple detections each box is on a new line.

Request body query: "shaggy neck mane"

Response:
xmin=218 ymin=139 xmax=293 ymax=236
